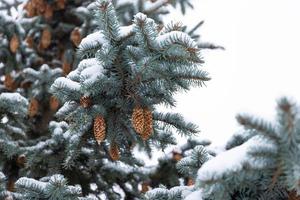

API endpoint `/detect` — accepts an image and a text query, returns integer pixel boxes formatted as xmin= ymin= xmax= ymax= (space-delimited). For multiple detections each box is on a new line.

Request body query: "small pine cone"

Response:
xmin=36 ymin=0 xmax=46 ymax=14
xmin=62 ymin=60 xmax=72 ymax=75
xmin=32 ymin=0 xmax=40 ymax=5
xmin=4 ymin=74 xmax=17 ymax=91
xmin=132 ymin=106 xmax=153 ymax=140
xmin=187 ymin=178 xmax=195 ymax=186
xmin=109 ymin=143 xmax=120 ymax=161
xmin=132 ymin=106 xmax=145 ymax=134
xmin=44 ymin=4 xmax=53 ymax=20
xmin=141 ymin=182 xmax=150 ymax=193
xmin=93 ymin=115 xmax=106 ymax=144
xmin=20 ymin=81 xmax=32 ymax=89
xmin=49 ymin=95 xmax=60 ymax=111
xmin=288 ymin=191 xmax=300 ymax=200
xmin=28 ymin=98 xmax=39 ymax=117
xmin=24 ymin=1 xmax=36 ymax=17
xmin=56 ymin=0 xmax=66 ymax=9
xmin=40 ymin=28 xmax=51 ymax=49
xmin=142 ymin=107 xmax=153 ymax=140
xmin=80 ymin=96 xmax=92 ymax=108
xmin=172 ymin=152 xmax=183 ymax=162
xmin=70 ymin=28 xmax=82 ymax=46
xmin=7 ymin=179 xmax=15 ymax=192
xmin=10 ymin=34 xmax=19 ymax=53
xmin=25 ymin=36 xmax=34 ymax=48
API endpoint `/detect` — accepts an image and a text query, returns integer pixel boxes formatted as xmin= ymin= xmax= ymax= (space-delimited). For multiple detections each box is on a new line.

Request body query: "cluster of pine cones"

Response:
xmin=93 ymin=104 xmax=153 ymax=161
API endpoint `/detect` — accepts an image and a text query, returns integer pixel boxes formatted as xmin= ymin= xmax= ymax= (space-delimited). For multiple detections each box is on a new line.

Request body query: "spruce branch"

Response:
xmin=236 ymin=114 xmax=279 ymax=142
xmin=153 ymin=112 xmax=199 ymax=136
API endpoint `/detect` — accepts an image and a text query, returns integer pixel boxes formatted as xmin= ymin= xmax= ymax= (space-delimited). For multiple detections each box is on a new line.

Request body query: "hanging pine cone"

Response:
xmin=70 ymin=28 xmax=82 ymax=46
xmin=10 ymin=34 xmax=19 ymax=53
xmin=36 ymin=0 xmax=46 ymax=15
xmin=20 ymin=81 xmax=32 ymax=89
xmin=62 ymin=60 xmax=72 ymax=75
xmin=93 ymin=115 xmax=106 ymax=144
xmin=56 ymin=0 xmax=66 ymax=10
xmin=143 ymin=107 xmax=153 ymax=140
xmin=6 ymin=179 xmax=15 ymax=192
xmin=132 ymin=106 xmax=144 ymax=134
xmin=25 ymin=36 xmax=34 ymax=48
xmin=80 ymin=96 xmax=92 ymax=108
xmin=44 ymin=4 xmax=53 ymax=20
xmin=28 ymin=98 xmax=39 ymax=117
xmin=49 ymin=95 xmax=60 ymax=111
xmin=288 ymin=191 xmax=300 ymax=200
xmin=39 ymin=28 xmax=51 ymax=49
xmin=24 ymin=1 xmax=36 ymax=17
xmin=132 ymin=106 xmax=153 ymax=140
xmin=4 ymin=74 xmax=17 ymax=91
xmin=141 ymin=182 xmax=150 ymax=193
xmin=32 ymin=0 xmax=40 ymax=5
xmin=109 ymin=143 xmax=120 ymax=161
xmin=187 ymin=178 xmax=195 ymax=186
xmin=172 ymin=151 xmax=183 ymax=162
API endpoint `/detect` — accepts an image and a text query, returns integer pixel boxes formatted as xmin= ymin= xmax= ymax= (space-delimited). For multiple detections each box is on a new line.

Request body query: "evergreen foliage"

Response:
xmin=149 ymin=138 xmax=213 ymax=189
xmin=154 ymin=97 xmax=300 ymax=200
xmin=2 ymin=0 xmax=297 ymax=200
xmin=144 ymin=141 xmax=213 ymax=200
xmin=50 ymin=0 xmax=208 ymax=167
xmin=0 ymin=0 xmax=220 ymax=199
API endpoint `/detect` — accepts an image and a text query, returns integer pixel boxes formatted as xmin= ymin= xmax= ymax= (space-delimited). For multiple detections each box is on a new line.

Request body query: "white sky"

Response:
xmin=162 ymin=0 xmax=300 ymax=146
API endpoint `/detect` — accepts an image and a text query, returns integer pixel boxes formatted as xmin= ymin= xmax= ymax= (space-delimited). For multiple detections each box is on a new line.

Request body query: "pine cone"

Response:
xmin=62 ymin=60 xmax=72 ymax=75
xmin=36 ymin=0 xmax=46 ymax=14
xmin=6 ymin=179 xmax=15 ymax=192
xmin=25 ymin=36 xmax=34 ymax=48
xmin=141 ymin=182 xmax=150 ymax=193
xmin=80 ymin=96 xmax=92 ymax=108
xmin=94 ymin=115 xmax=106 ymax=144
xmin=109 ymin=143 xmax=120 ymax=161
xmin=132 ymin=106 xmax=153 ymax=140
xmin=172 ymin=152 xmax=183 ymax=162
xmin=44 ymin=4 xmax=53 ymax=20
xmin=288 ymin=191 xmax=300 ymax=200
xmin=70 ymin=28 xmax=82 ymax=46
xmin=28 ymin=98 xmax=39 ymax=117
xmin=4 ymin=74 xmax=17 ymax=91
xmin=142 ymin=107 xmax=153 ymax=140
xmin=187 ymin=178 xmax=195 ymax=186
xmin=40 ymin=28 xmax=51 ymax=49
xmin=31 ymin=0 xmax=39 ymax=5
xmin=10 ymin=34 xmax=19 ymax=53
xmin=49 ymin=95 xmax=60 ymax=111
xmin=56 ymin=0 xmax=66 ymax=10
xmin=132 ymin=106 xmax=144 ymax=134
xmin=24 ymin=1 xmax=36 ymax=17
xmin=20 ymin=81 xmax=32 ymax=89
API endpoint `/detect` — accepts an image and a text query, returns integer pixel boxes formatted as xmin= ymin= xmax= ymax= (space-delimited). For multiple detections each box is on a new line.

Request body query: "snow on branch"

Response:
xmin=197 ymin=136 xmax=276 ymax=184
